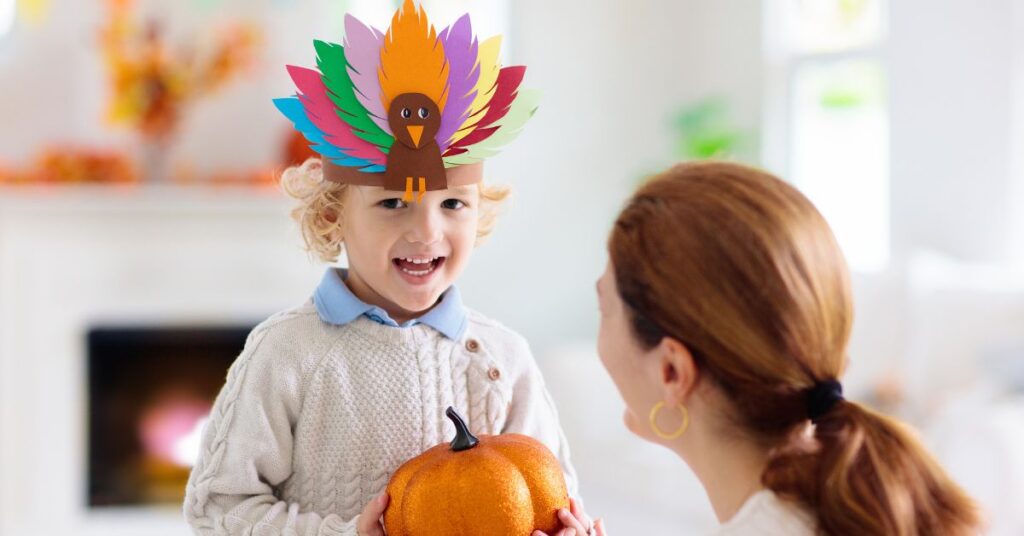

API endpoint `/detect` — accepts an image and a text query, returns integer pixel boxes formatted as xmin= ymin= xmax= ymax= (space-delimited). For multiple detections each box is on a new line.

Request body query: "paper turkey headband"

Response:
xmin=274 ymin=0 xmax=538 ymax=203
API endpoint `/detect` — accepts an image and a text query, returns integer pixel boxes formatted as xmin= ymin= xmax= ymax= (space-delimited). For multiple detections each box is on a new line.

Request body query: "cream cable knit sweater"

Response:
xmin=183 ymin=300 xmax=579 ymax=536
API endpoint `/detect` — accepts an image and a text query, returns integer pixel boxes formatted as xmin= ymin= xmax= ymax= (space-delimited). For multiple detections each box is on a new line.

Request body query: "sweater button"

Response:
xmin=465 ymin=338 xmax=480 ymax=353
xmin=488 ymin=367 xmax=501 ymax=381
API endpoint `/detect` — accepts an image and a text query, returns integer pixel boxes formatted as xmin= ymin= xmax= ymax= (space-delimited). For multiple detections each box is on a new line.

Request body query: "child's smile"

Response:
xmin=392 ymin=255 xmax=446 ymax=283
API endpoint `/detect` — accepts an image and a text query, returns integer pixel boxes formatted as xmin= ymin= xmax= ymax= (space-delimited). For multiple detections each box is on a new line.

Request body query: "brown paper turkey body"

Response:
xmin=274 ymin=0 xmax=539 ymax=202
xmin=384 ymin=93 xmax=447 ymax=201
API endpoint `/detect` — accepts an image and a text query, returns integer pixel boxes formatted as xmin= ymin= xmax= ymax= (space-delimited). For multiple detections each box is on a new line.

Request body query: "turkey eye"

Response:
xmin=418 ymin=107 xmax=429 ymax=119
xmin=401 ymin=108 xmax=411 ymax=119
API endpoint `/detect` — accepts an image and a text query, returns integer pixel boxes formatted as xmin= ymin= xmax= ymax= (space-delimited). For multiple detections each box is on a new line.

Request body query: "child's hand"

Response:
xmin=532 ymin=497 xmax=605 ymax=536
xmin=356 ymin=494 xmax=389 ymax=536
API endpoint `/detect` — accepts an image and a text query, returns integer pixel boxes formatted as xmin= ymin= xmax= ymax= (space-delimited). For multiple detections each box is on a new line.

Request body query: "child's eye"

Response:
xmin=379 ymin=198 xmax=407 ymax=209
xmin=441 ymin=199 xmax=466 ymax=210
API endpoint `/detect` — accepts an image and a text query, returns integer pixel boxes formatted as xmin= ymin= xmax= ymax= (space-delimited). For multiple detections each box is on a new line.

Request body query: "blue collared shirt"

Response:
xmin=312 ymin=267 xmax=468 ymax=340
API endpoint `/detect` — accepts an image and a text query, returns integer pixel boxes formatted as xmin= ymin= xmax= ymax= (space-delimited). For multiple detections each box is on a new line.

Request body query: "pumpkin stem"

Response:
xmin=446 ymin=406 xmax=479 ymax=452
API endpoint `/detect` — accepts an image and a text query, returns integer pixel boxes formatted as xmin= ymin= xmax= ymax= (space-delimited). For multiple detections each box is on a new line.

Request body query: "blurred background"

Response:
xmin=1 ymin=0 xmax=1023 ymax=534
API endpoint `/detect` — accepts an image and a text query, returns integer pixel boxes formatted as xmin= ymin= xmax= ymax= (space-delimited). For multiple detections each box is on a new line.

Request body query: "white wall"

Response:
xmin=889 ymin=0 xmax=1019 ymax=262
xmin=1010 ymin=0 xmax=1024 ymax=262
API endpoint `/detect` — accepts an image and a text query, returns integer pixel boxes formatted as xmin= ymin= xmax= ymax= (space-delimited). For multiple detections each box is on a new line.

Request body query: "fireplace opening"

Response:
xmin=87 ymin=325 xmax=254 ymax=507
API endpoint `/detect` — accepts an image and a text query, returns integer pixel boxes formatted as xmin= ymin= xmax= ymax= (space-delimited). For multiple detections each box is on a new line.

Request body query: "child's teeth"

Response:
xmin=399 ymin=258 xmax=438 ymax=277
xmin=401 ymin=266 xmax=432 ymax=276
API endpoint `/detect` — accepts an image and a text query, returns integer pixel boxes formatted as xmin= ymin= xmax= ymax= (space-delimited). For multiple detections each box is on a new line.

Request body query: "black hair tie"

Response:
xmin=807 ymin=380 xmax=844 ymax=422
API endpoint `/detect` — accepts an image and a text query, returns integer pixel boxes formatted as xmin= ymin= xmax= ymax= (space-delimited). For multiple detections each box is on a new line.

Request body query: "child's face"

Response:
xmin=341 ymin=184 xmax=480 ymax=321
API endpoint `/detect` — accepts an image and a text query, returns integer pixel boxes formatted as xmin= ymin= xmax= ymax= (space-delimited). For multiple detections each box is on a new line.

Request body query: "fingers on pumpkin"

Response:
xmin=558 ymin=509 xmax=583 ymax=530
xmin=569 ymin=497 xmax=584 ymax=519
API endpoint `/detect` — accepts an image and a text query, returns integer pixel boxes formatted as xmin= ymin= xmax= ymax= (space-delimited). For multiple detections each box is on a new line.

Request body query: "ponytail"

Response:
xmin=763 ymin=400 xmax=981 ymax=535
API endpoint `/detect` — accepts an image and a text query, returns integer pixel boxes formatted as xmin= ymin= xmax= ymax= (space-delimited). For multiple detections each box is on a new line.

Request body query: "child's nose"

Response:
xmin=403 ymin=207 xmax=444 ymax=244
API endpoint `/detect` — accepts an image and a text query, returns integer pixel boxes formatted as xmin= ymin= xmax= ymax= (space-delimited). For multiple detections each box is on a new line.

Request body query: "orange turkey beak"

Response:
xmin=407 ymin=125 xmax=424 ymax=148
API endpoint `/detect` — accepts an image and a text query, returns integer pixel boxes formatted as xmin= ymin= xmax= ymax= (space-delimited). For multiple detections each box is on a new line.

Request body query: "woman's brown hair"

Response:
xmin=608 ymin=161 xmax=980 ymax=535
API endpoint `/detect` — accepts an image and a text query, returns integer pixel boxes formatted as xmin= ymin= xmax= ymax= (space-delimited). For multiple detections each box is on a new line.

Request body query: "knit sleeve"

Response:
xmin=182 ymin=323 xmax=362 ymax=536
xmin=499 ymin=334 xmax=582 ymax=502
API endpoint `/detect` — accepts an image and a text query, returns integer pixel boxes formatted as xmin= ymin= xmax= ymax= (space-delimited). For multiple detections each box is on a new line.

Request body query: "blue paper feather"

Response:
xmin=273 ymin=97 xmax=384 ymax=171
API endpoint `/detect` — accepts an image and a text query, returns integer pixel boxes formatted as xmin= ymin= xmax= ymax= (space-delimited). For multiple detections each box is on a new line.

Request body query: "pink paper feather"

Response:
xmin=343 ymin=15 xmax=390 ymax=134
xmin=287 ymin=64 xmax=386 ymax=165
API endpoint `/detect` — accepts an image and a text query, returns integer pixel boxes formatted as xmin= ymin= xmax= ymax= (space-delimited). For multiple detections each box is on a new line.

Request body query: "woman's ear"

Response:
xmin=656 ymin=337 xmax=699 ymax=405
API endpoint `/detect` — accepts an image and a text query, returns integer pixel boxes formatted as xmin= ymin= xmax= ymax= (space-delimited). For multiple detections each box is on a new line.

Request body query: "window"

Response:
xmin=0 ymin=0 xmax=15 ymax=40
xmin=764 ymin=0 xmax=889 ymax=272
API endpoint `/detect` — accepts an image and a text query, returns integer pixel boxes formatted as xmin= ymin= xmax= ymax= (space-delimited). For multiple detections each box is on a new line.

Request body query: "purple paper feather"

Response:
xmin=436 ymin=14 xmax=480 ymax=150
xmin=343 ymin=14 xmax=390 ymax=134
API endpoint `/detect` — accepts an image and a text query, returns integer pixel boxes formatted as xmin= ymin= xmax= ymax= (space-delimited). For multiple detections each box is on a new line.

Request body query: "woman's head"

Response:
xmin=599 ymin=161 xmax=851 ymax=442
xmin=598 ymin=161 xmax=980 ymax=535
xmin=281 ymin=158 xmax=509 ymax=317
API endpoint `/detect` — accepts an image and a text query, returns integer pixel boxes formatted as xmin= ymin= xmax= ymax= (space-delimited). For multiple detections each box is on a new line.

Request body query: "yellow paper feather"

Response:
xmin=379 ymin=0 xmax=449 ymax=113
xmin=448 ymin=35 xmax=502 ymax=145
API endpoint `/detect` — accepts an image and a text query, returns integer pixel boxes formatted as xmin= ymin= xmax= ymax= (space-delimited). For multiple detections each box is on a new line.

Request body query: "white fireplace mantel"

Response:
xmin=0 ymin=184 xmax=326 ymax=536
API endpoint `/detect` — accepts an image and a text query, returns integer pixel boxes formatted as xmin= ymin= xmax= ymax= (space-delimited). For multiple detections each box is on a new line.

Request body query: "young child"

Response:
xmin=183 ymin=2 xmax=586 ymax=535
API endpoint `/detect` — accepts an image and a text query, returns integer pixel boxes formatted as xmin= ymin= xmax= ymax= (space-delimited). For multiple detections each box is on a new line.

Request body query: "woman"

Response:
xmin=538 ymin=162 xmax=980 ymax=535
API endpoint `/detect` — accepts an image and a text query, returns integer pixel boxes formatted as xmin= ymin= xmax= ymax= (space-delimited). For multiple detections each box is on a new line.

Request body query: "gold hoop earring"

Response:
xmin=649 ymin=401 xmax=689 ymax=440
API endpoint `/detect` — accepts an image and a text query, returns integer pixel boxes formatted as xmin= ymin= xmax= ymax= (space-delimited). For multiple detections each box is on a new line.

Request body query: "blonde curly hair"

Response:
xmin=280 ymin=158 xmax=512 ymax=263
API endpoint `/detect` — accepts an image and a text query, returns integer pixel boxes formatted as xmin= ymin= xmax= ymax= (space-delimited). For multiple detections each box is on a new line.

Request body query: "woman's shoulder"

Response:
xmin=714 ymin=490 xmax=817 ymax=536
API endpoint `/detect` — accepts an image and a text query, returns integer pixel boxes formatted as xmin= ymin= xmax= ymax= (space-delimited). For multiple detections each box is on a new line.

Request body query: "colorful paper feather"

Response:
xmin=342 ymin=15 xmax=390 ymax=135
xmin=447 ymin=35 xmax=502 ymax=146
xmin=273 ymin=97 xmax=382 ymax=170
xmin=379 ymin=0 xmax=449 ymax=114
xmin=444 ymin=65 xmax=525 ymax=154
xmin=314 ymin=40 xmax=393 ymax=153
xmin=444 ymin=89 xmax=541 ymax=166
xmin=276 ymin=0 xmax=536 ymax=173
xmin=436 ymin=14 xmax=479 ymax=151
xmin=287 ymin=65 xmax=385 ymax=167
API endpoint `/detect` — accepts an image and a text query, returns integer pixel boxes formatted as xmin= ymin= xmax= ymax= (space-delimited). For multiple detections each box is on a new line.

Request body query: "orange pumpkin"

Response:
xmin=383 ymin=406 xmax=569 ymax=536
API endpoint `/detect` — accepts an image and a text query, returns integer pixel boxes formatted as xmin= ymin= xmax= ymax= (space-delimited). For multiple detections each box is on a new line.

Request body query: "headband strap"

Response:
xmin=322 ymin=158 xmax=484 ymax=188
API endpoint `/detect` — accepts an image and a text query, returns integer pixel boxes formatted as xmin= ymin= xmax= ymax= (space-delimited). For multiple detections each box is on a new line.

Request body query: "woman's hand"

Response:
xmin=356 ymin=494 xmax=389 ymax=536
xmin=532 ymin=497 xmax=606 ymax=536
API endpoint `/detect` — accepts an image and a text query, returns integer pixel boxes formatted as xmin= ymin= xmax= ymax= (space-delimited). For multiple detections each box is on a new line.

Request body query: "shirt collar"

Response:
xmin=313 ymin=267 xmax=468 ymax=340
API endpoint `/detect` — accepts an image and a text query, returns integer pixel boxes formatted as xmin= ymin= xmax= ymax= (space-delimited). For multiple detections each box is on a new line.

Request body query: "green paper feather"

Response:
xmin=313 ymin=40 xmax=393 ymax=152
xmin=443 ymin=90 xmax=541 ymax=166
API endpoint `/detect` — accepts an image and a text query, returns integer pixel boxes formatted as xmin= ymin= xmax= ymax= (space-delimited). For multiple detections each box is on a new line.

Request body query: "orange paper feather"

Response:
xmin=379 ymin=0 xmax=449 ymax=114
